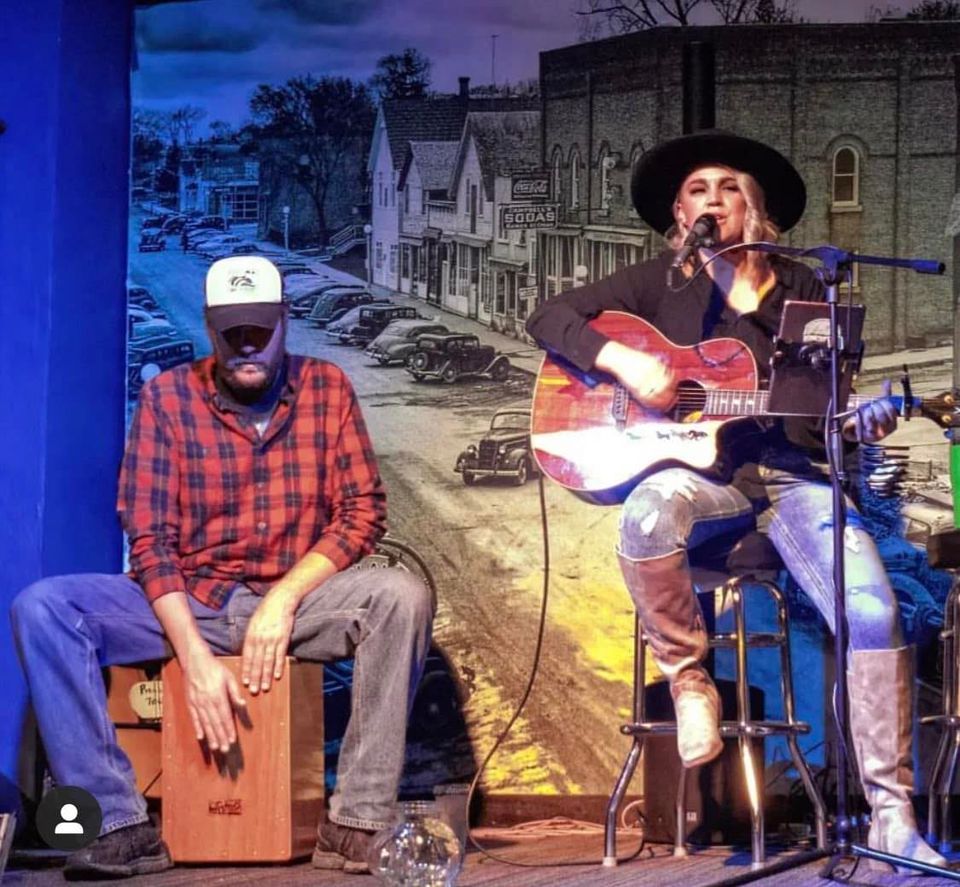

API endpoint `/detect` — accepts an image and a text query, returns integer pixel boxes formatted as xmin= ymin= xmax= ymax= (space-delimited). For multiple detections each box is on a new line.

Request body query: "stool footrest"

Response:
xmin=709 ymin=632 xmax=786 ymax=649
xmin=921 ymin=715 xmax=960 ymax=727
xmin=621 ymin=719 xmax=811 ymax=738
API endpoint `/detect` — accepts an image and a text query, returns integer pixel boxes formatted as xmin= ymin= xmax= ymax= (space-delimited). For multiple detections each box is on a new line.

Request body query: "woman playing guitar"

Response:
xmin=526 ymin=130 xmax=943 ymax=872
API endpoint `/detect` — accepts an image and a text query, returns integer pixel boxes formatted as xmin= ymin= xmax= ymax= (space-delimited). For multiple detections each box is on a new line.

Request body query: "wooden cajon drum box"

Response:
xmin=105 ymin=665 xmax=163 ymax=800
xmin=161 ymin=656 xmax=325 ymax=863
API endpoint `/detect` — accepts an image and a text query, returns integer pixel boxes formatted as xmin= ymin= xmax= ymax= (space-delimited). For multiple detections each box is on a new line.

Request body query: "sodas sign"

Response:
xmin=501 ymin=203 xmax=558 ymax=230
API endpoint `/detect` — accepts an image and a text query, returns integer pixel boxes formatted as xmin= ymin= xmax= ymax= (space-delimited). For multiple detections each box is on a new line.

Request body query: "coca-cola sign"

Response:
xmin=511 ymin=173 xmax=551 ymax=202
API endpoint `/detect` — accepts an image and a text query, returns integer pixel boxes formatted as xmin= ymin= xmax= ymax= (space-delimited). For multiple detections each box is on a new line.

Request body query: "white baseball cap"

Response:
xmin=204 ymin=256 xmax=284 ymax=332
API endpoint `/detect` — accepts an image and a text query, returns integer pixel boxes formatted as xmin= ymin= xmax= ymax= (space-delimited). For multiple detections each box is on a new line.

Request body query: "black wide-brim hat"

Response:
xmin=631 ymin=130 xmax=806 ymax=235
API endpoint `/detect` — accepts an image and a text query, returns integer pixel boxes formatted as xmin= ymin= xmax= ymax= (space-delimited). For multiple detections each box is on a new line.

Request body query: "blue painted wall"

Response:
xmin=0 ymin=0 xmax=131 ymax=813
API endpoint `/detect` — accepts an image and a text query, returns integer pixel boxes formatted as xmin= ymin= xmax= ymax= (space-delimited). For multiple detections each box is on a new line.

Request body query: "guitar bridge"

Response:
xmin=612 ymin=382 xmax=629 ymax=430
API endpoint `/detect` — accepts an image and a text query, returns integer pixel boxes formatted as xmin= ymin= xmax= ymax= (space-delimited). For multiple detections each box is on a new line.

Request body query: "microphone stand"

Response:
xmin=740 ymin=240 xmax=958 ymax=879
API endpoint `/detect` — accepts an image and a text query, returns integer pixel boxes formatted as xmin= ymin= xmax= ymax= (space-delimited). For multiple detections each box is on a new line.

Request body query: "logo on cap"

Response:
xmin=206 ymin=257 xmax=282 ymax=309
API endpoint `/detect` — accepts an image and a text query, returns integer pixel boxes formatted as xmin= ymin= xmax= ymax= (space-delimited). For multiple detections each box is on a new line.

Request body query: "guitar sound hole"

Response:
xmin=674 ymin=382 xmax=706 ymax=421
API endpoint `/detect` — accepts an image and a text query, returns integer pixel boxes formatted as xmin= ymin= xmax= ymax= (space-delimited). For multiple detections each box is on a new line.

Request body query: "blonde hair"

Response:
xmin=667 ymin=167 xmax=780 ymax=289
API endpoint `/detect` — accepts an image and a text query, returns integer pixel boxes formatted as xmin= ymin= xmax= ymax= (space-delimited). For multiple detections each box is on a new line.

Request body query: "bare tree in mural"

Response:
xmin=576 ymin=0 xmax=798 ymax=36
xmin=370 ymin=48 xmax=433 ymax=99
xmin=170 ymin=105 xmax=207 ymax=145
xmin=868 ymin=0 xmax=960 ymax=17
xmin=469 ymin=77 xmax=540 ymax=98
xmin=207 ymin=120 xmax=237 ymax=143
xmin=131 ymin=107 xmax=167 ymax=175
xmin=250 ymin=76 xmax=374 ymax=245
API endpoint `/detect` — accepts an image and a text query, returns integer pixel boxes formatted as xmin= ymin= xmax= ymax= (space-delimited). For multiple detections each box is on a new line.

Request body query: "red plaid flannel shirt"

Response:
xmin=118 ymin=355 xmax=387 ymax=609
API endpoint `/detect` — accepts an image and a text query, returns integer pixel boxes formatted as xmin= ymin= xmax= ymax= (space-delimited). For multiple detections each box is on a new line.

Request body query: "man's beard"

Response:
xmin=221 ymin=360 xmax=273 ymax=404
xmin=212 ymin=321 xmax=286 ymax=407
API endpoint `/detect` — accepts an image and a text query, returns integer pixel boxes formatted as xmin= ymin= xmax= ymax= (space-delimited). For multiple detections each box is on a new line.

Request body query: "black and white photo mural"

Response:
xmin=129 ymin=0 xmax=960 ymax=811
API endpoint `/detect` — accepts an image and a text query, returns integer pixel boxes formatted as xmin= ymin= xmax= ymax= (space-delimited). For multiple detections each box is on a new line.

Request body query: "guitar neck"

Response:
xmin=699 ymin=389 xmax=915 ymax=418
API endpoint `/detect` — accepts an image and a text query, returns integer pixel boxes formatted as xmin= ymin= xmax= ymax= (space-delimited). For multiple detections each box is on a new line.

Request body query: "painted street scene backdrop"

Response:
xmin=128 ymin=0 xmax=960 ymax=803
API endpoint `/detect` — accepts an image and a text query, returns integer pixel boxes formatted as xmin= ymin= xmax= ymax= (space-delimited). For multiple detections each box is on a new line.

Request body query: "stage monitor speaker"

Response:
xmin=641 ymin=678 xmax=764 ymax=846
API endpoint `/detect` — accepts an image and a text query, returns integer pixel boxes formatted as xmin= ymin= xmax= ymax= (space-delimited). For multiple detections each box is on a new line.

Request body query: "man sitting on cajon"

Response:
xmin=12 ymin=256 xmax=433 ymax=878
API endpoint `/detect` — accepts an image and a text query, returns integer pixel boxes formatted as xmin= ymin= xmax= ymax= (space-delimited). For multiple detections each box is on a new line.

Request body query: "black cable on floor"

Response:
xmin=463 ymin=472 xmax=647 ymax=868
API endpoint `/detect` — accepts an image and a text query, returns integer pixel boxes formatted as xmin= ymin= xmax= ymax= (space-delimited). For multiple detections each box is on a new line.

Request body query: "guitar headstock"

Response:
xmin=917 ymin=391 xmax=960 ymax=428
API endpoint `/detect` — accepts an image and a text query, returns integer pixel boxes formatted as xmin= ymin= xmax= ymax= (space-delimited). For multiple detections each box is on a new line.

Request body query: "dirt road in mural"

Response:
xmin=130 ymin=228 xmax=639 ymax=795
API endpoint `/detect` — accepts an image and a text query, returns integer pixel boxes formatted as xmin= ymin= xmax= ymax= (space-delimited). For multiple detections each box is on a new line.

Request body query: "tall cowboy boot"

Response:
xmin=848 ymin=646 xmax=947 ymax=872
xmin=618 ymin=548 xmax=722 ymax=768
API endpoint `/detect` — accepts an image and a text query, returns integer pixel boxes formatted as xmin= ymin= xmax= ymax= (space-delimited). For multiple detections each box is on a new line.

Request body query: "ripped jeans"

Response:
xmin=618 ymin=451 xmax=904 ymax=652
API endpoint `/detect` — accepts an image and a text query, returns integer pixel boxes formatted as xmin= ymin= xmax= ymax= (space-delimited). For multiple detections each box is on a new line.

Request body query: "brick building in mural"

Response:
xmin=539 ymin=20 xmax=960 ymax=353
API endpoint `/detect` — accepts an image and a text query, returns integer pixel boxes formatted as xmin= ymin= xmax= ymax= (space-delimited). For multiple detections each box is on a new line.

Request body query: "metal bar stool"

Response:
xmin=603 ymin=531 xmax=828 ymax=869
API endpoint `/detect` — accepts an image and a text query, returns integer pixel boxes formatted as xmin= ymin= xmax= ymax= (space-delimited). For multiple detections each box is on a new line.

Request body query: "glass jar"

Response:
xmin=368 ymin=800 xmax=462 ymax=886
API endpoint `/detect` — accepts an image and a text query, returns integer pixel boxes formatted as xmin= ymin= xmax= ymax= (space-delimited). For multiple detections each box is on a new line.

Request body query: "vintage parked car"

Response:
xmin=364 ymin=319 xmax=450 ymax=365
xmin=127 ymin=318 xmax=195 ymax=401
xmin=339 ymin=304 xmax=421 ymax=346
xmin=276 ymin=263 xmax=318 ymax=278
xmin=161 ymin=215 xmax=187 ymax=234
xmin=454 ymin=409 xmax=537 ymax=486
xmin=127 ymin=286 xmax=163 ymax=315
xmin=127 ymin=286 xmax=167 ymax=323
xmin=185 ymin=229 xmax=228 ymax=251
xmin=184 ymin=215 xmax=227 ymax=233
xmin=138 ymin=231 xmax=166 ymax=252
xmin=197 ymin=235 xmax=248 ymax=259
xmin=307 ymin=288 xmax=379 ymax=325
xmin=323 ymin=301 xmax=398 ymax=342
xmin=405 ymin=333 xmax=511 ymax=383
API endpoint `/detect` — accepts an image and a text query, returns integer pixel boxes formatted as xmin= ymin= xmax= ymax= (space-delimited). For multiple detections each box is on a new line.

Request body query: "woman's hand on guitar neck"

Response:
xmin=842 ymin=379 xmax=899 ymax=444
xmin=595 ymin=340 xmax=677 ymax=412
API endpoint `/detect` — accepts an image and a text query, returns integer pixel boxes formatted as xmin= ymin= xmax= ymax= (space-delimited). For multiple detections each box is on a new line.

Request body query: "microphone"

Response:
xmin=671 ymin=214 xmax=719 ymax=269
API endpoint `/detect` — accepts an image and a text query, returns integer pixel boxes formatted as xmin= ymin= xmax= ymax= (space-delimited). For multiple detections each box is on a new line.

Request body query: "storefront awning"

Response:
xmin=450 ymin=232 xmax=491 ymax=248
xmin=582 ymin=226 xmax=648 ymax=246
xmin=489 ymin=255 xmax=528 ymax=269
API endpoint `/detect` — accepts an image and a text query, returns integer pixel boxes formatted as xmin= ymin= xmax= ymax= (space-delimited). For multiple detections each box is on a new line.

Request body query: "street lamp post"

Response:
xmin=363 ymin=223 xmax=373 ymax=285
xmin=282 ymin=205 xmax=290 ymax=254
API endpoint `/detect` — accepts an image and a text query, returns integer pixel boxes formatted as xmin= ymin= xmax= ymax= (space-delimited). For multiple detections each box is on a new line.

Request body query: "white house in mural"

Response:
xmin=366 ymin=83 xmax=473 ymax=291
xmin=397 ymin=141 xmax=458 ymax=301
xmin=435 ymin=110 xmax=540 ymax=329
xmin=367 ymin=109 xmax=398 ymax=290
xmin=366 ymin=84 xmax=539 ymax=322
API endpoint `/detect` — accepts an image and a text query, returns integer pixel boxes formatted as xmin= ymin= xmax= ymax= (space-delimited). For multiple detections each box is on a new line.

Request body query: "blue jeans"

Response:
xmin=619 ymin=455 xmax=904 ymax=652
xmin=10 ymin=565 xmax=433 ymax=835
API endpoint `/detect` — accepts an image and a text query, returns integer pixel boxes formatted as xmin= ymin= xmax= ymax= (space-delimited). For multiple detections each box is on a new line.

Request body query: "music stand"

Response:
xmin=735 ymin=242 xmax=958 ymax=881
xmin=767 ymin=300 xmax=864 ymax=417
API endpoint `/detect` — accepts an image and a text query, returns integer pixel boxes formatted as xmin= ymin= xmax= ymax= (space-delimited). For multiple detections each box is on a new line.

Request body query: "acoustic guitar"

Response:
xmin=530 ymin=311 xmax=959 ymax=504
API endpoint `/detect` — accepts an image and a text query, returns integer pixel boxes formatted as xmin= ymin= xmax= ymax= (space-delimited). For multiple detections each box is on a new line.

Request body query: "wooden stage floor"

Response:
xmin=6 ymin=825 xmax=960 ymax=887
